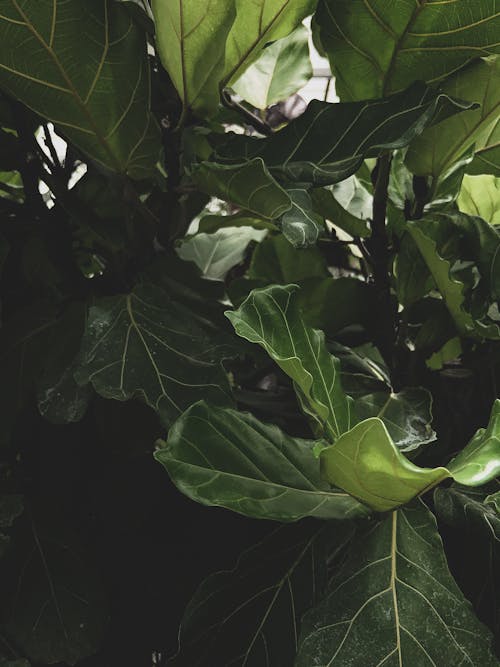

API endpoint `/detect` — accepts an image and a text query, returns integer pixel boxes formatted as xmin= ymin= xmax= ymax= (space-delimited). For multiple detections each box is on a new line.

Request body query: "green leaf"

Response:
xmin=297 ymin=501 xmax=499 ymax=666
xmin=218 ymin=83 xmax=474 ymax=186
xmin=311 ymin=186 xmax=371 ymax=238
xmin=434 ymin=484 xmax=500 ymax=543
xmin=354 ymin=388 xmax=436 ymax=453
xmin=248 ymin=234 xmax=329 ymax=285
xmin=406 ymin=58 xmax=500 ymax=182
xmin=447 ymin=400 xmax=500 ymax=486
xmin=394 ymin=232 xmax=435 ymax=307
xmin=152 ymin=0 xmax=235 ymax=117
xmin=155 ymin=401 xmax=367 ymax=521
xmin=407 ymin=215 xmax=500 ymax=339
xmin=315 ymin=0 xmax=500 ymax=100
xmin=468 ymin=117 xmax=500 ymax=176
xmin=75 ymin=284 xmax=233 ymax=429
xmin=226 ymin=285 xmax=353 ymax=441
xmin=320 ymin=418 xmax=449 ymax=513
xmin=0 ymin=0 xmax=160 ymax=178
xmin=486 ymin=490 xmax=500 ymax=512
xmin=232 ymin=25 xmax=312 ymax=110
xmin=192 ymin=158 xmax=292 ymax=221
xmin=222 ymin=0 xmax=317 ymax=87
xmin=1 ymin=516 xmax=108 ymax=666
xmin=168 ymin=522 xmax=345 ymax=667
xmin=458 ymin=174 xmax=500 ymax=225
xmin=177 ymin=227 xmax=267 ymax=281
xmin=36 ymin=303 xmax=91 ymax=425
xmin=280 ymin=187 xmax=325 ymax=247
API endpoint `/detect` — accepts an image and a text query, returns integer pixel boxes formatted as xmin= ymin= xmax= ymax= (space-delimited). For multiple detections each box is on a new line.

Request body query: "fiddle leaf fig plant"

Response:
xmin=0 ymin=1 xmax=499 ymax=666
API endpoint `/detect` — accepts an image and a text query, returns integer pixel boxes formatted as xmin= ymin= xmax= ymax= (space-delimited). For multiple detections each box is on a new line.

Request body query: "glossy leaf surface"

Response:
xmin=75 ymin=284 xmax=233 ymax=429
xmin=0 ymin=0 xmax=160 ymax=177
xmin=226 ymin=285 xmax=353 ymax=441
xmin=320 ymin=418 xmax=449 ymax=512
xmin=155 ymin=402 xmax=367 ymax=521
xmin=297 ymin=502 xmax=499 ymax=666
xmin=219 ymin=83 xmax=474 ymax=186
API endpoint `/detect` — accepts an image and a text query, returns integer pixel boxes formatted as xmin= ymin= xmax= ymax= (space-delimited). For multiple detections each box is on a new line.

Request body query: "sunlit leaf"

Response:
xmin=458 ymin=174 xmax=500 ymax=225
xmin=232 ymin=25 xmax=312 ymax=110
xmin=152 ymin=0 xmax=235 ymax=117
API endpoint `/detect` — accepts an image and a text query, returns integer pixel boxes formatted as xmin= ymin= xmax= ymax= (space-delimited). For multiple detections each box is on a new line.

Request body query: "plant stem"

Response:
xmin=368 ymin=153 xmax=399 ymax=382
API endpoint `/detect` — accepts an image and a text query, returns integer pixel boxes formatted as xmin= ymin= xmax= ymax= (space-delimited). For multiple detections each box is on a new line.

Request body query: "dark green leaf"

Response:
xmin=2 ymin=517 xmax=108 ymax=666
xmin=354 ymin=387 xmax=436 ymax=452
xmin=468 ymin=117 xmax=500 ymax=176
xmin=315 ymin=0 xmax=500 ymax=100
xmin=311 ymin=186 xmax=370 ymax=238
xmin=75 ymin=284 xmax=233 ymax=429
xmin=218 ymin=83 xmax=474 ymax=186
xmin=192 ymin=158 xmax=292 ymax=221
xmin=198 ymin=213 xmax=277 ymax=234
xmin=36 ymin=303 xmax=91 ymax=424
xmin=226 ymin=285 xmax=353 ymax=441
xmin=434 ymin=485 xmax=500 ymax=543
xmin=0 ymin=0 xmax=160 ymax=177
xmin=169 ymin=522 xmax=344 ymax=667
xmin=232 ymin=25 xmax=312 ymax=110
xmin=297 ymin=501 xmax=499 ymax=666
xmin=155 ymin=401 xmax=367 ymax=521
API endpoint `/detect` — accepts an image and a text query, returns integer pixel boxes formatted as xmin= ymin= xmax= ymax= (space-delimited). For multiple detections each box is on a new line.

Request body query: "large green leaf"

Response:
xmin=232 ymin=25 xmax=312 ymax=110
xmin=447 ymin=400 xmax=500 ymax=486
xmin=354 ymin=388 xmax=436 ymax=452
xmin=315 ymin=0 xmax=500 ymax=100
xmin=297 ymin=501 xmax=499 ymax=666
xmin=218 ymin=83 xmax=474 ymax=186
xmin=0 ymin=0 xmax=160 ymax=177
xmin=152 ymin=0 xmax=235 ymax=117
xmin=406 ymin=58 xmax=500 ymax=182
xmin=1 ymin=516 xmax=108 ymax=666
xmin=311 ymin=186 xmax=371 ymax=238
xmin=155 ymin=402 xmax=367 ymax=521
xmin=168 ymin=522 xmax=344 ymax=667
xmin=468 ymin=117 xmax=500 ymax=176
xmin=226 ymin=285 xmax=353 ymax=441
xmin=458 ymin=174 xmax=500 ymax=225
xmin=222 ymin=0 xmax=317 ymax=86
xmin=75 ymin=284 xmax=233 ymax=429
xmin=192 ymin=158 xmax=292 ymax=221
xmin=320 ymin=418 xmax=449 ymax=513
xmin=280 ymin=187 xmax=325 ymax=247
xmin=321 ymin=400 xmax=500 ymax=512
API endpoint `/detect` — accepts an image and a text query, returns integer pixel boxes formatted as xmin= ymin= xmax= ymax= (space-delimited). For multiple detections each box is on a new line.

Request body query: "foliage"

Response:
xmin=0 ymin=1 xmax=499 ymax=666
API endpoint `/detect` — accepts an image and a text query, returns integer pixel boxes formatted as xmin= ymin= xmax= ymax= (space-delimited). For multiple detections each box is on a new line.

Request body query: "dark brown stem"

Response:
xmin=368 ymin=153 xmax=400 ymax=383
